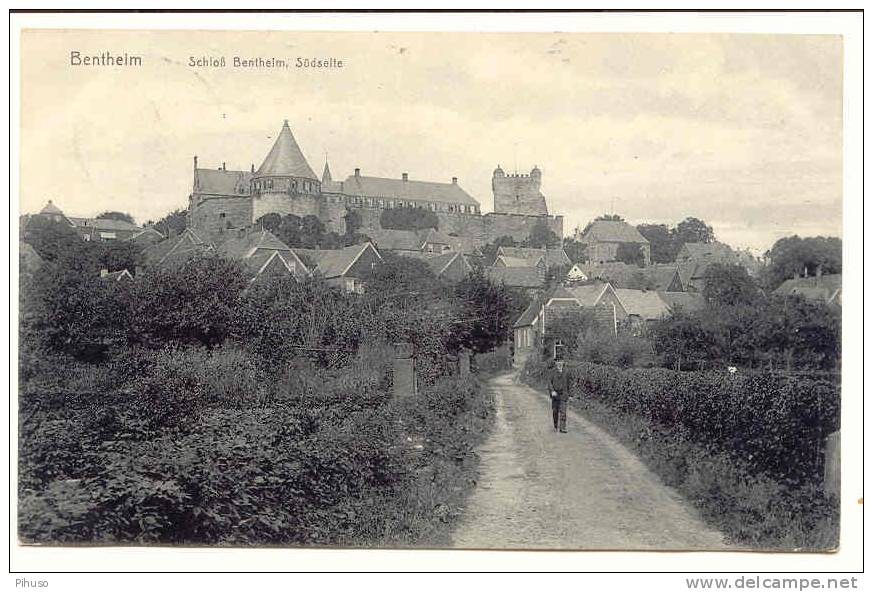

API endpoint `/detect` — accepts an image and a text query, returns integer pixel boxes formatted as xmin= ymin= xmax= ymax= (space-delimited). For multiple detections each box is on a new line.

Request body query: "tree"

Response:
xmin=702 ymin=263 xmax=762 ymax=307
xmin=379 ymin=206 xmax=439 ymax=231
xmin=762 ymin=235 xmax=842 ymax=289
xmin=523 ymin=219 xmax=560 ymax=248
xmin=153 ymin=209 xmax=188 ymax=238
xmin=127 ymin=256 xmax=249 ymax=348
xmin=480 ymin=235 xmax=517 ymax=267
xmin=448 ymin=270 xmax=528 ymax=354
xmin=95 ymin=241 xmax=144 ymax=273
xmin=615 ymin=242 xmax=646 ymax=267
xmin=562 ymin=237 xmax=588 ymax=264
xmin=637 ymin=223 xmax=675 ymax=263
xmin=672 ymin=217 xmax=715 ymax=245
xmin=343 ymin=209 xmax=362 ymax=236
xmin=22 ymin=216 xmax=90 ymax=263
xmin=96 ymin=211 xmax=135 ymax=225
xmin=581 ymin=214 xmax=625 ymax=235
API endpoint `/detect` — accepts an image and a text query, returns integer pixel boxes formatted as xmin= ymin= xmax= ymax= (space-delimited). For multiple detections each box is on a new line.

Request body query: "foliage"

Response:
xmin=524 ymin=219 xmax=560 ymax=248
xmin=673 ymin=216 xmax=715 ymax=245
xmin=651 ymin=294 xmax=840 ymax=371
xmin=256 ymin=213 xmax=351 ymax=249
xmin=379 ymin=206 xmax=440 ymax=231
xmin=702 ymin=263 xmax=762 ymax=307
xmin=636 ymin=223 xmax=674 ymax=263
xmin=126 ymin=256 xmax=250 ymax=348
xmin=96 ymin=241 xmax=144 ymax=274
xmin=572 ymin=330 xmax=656 ymax=368
xmin=479 ymin=235 xmax=518 ymax=266
xmin=762 ymin=235 xmax=842 ymax=289
xmin=615 ymin=242 xmax=646 ymax=267
xmin=96 ymin=211 xmax=135 ymax=224
xmin=150 ymin=209 xmax=188 ymax=238
xmin=562 ymin=237 xmax=588 ymax=264
xmin=22 ymin=217 xmax=87 ymax=263
xmin=449 ymin=269 xmax=530 ymax=355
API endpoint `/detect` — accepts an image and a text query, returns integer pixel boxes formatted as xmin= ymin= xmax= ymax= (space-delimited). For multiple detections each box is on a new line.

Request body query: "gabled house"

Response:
xmin=141 ymin=227 xmax=213 ymax=268
xmin=127 ymin=226 xmax=166 ymax=246
xmin=422 ymin=251 xmax=473 ymax=282
xmin=577 ymin=261 xmax=684 ymax=292
xmin=614 ymin=288 xmax=671 ymax=333
xmin=100 ymin=269 xmax=134 ymax=282
xmin=486 ymin=266 xmax=546 ymax=295
xmin=33 ymin=200 xmax=143 ymax=242
xmin=564 ymin=264 xmax=589 ymax=283
xmin=774 ymin=272 xmax=842 ymax=306
xmin=577 ymin=219 xmax=651 ymax=266
xmin=658 ymin=291 xmax=706 ymax=313
xmin=295 ymin=242 xmax=383 ymax=293
xmin=215 ymin=227 xmax=311 ymax=283
xmin=495 ymin=246 xmax=571 ymax=269
xmin=512 ymin=281 xmax=626 ymax=363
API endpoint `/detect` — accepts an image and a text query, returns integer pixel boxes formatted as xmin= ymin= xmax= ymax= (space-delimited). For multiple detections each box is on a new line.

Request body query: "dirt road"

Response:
xmin=452 ymin=373 xmax=730 ymax=550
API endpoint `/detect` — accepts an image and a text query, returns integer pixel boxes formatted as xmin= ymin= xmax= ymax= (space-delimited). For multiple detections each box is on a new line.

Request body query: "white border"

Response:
xmin=5 ymin=6 xmax=865 ymax=580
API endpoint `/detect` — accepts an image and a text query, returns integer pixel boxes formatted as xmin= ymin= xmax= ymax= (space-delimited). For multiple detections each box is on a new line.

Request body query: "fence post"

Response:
xmin=459 ymin=350 xmax=471 ymax=378
xmin=823 ymin=429 xmax=840 ymax=496
xmin=393 ymin=342 xmax=416 ymax=397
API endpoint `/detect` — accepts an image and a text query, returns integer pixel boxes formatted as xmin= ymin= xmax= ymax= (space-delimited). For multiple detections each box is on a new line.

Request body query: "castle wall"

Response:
xmin=189 ymin=195 xmax=253 ymax=236
xmin=482 ymin=212 xmax=563 ymax=244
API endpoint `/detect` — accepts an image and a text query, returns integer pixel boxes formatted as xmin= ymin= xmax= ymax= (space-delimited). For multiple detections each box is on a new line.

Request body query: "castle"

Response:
xmin=188 ymin=121 xmax=563 ymax=247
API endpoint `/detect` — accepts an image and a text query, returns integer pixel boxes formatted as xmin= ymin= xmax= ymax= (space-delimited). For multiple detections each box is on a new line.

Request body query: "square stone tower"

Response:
xmin=492 ymin=165 xmax=549 ymax=216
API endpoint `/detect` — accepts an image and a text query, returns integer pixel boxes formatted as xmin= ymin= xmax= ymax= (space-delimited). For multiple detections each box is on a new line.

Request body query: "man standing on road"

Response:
xmin=548 ymin=359 xmax=570 ymax=433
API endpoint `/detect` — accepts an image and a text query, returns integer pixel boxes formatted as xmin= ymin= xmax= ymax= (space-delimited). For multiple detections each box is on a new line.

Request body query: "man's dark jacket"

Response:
xmin=548 ymin=367 xmax=570 ymax=402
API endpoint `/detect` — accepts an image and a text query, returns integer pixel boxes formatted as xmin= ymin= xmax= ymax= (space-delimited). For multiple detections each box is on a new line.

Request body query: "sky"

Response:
xmin=19 ymin=30 xmax=843 ymax=253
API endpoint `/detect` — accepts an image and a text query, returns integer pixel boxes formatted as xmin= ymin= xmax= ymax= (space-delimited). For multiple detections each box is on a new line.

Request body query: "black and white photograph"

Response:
xmin=9 ymin=8 xmax=864 ymax=578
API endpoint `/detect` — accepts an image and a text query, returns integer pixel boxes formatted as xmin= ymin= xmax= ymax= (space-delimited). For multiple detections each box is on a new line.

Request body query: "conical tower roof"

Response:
xmin=255 ymin=120 xmax=317 ymax=180
xmin=40 ymin=200 xmax=64 ymax=215
xmin=322 ymin=160 xmax=332 ymax=183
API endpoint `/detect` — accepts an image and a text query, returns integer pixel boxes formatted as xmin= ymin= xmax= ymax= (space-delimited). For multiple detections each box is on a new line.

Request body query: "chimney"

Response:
xmin=222 ymin=162 xmax=226 ymax=171
xmin=251 ymin=163 xmax=255 ymax=173
xmin=354 ymin=168 xmax=361 ymax=178
xmin=452 ymin=177 xmax=458 ymax=185
xmin=100 ymin=268 xmax=108 ymax=278
xmin=402 ymin=172 xmax=408 ymax=182
xmin=193 ymin=155 xmax=198 ymax=170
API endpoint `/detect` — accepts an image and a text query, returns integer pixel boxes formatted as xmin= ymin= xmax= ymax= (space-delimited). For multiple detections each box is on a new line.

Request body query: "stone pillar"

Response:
xmin=823 ymin=430 xmax=840 ymax=496
xmin=393 ymin=342 xmax=416 ymax=397
xmin=459 ymin=351 xmax=471 ymax=378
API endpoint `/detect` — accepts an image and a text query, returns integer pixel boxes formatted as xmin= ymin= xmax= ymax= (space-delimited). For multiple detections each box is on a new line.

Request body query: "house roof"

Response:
xmin=774 ymin=274 xmax=842 ymax=302
xmin=564 ymin=282 xmax=613 ymax=307
xmin=679 ymin=242 xmax=734 ymax=260
xmin=214 ymin=227 xmax=292 ymax=260
xmin=102 ymin=269 xmax=134 ymax=282
xmin=195 ymin=168 xmax=252 ymax=196
xmin=486 ymin=266 xmax=544 ymax=289
xmin=580 ymin=262 xmax=680 ymax=290
xmin=581 ymin=220 xmax=649 ymax=244
xmin=39 ymin=200 xmax=64 ymax=215
xmin=615 ymin=288 xmax=670 ymax=320
xmin=339 ymin=174 xmax=479 ymax=206
xmin=658 ymin=291 xmax=706 ymax=312
xmin=246 ymin=250 xmax=307 ymax=280
xmin=368 ymin=228 xmax=424 ymax=251
xmin=142 ymin=228 xmax=212 ymax=267
xmin=513 ymin=298 xmax=544 ymax=328
xmin=496 ymin=255 xmax=531 ymax=268
xmin=424 ymin=251 xmax=471 ymax=277
xmin=497 ymin=246 xmax=571 ymax=267
xmin=419 ymin=228 xmax=455 ymax=246
xmin=68 ymin=217 xmax=141 ymax=232
xmin=255 ymin=121 xmax=318 ymax=180
xmin=294 ymin=242 xmax=382 ymax=279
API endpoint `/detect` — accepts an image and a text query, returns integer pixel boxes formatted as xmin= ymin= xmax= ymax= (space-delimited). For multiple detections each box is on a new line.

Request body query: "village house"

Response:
xmin=420 ymin=251 xmax=474 ymax=283
xmin=577 ymin=219 xmax=651 ymax=266
xmin=495 ymin=246 xmax=572 ymax=269
xmin=486 ymin=266 xmax=546 ymax=296
xmin=294 ymin=242 xmax=383 ymax=294
xmin=141 ymin=227 xmax=214 ymax=268
xmin=215 ymin=227 xmax=312 ymax=283
xmin=576 ymin=261 xmax=685 ymax=292
xmin=33 ymin=200 xmax=143 ymax=242
xmin=774 ymin=271 xmax=841 ymax=306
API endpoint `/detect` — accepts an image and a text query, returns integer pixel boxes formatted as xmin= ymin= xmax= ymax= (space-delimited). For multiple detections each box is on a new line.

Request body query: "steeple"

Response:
xmin=255 ymin=120 xmax=318 ymax=180
xmin=322 ymin=158 xmax=332 ymax=184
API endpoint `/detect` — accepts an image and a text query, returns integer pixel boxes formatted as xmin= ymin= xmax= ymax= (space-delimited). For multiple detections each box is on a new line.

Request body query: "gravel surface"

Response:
xmin=451 ymin=372 xmax=731 ymax=550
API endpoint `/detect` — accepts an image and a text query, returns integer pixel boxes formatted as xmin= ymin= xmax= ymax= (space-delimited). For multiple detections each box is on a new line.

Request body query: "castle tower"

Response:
xmin=492 ymin=165 xmax=549 ymax=216
xmin=322 ymin=159 xmax=332 ymax=184
xmin=250 ymin=120 xmax=321 ymax=222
